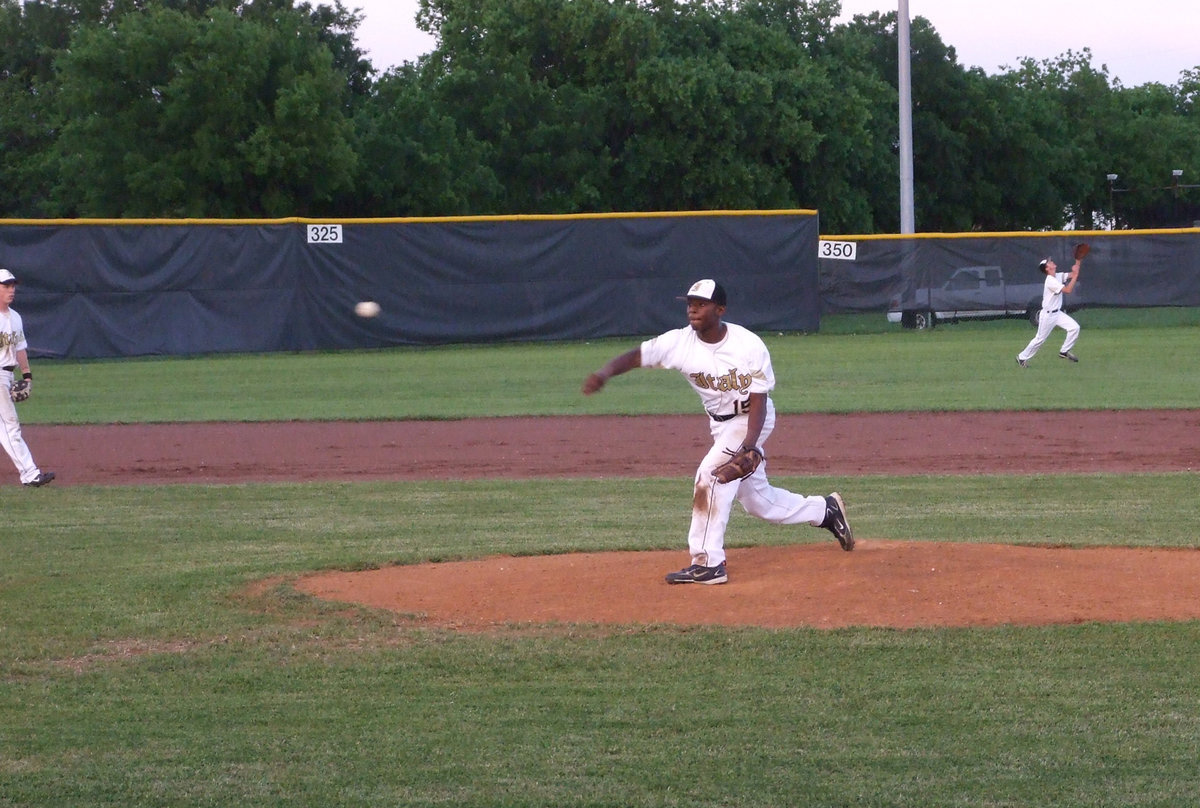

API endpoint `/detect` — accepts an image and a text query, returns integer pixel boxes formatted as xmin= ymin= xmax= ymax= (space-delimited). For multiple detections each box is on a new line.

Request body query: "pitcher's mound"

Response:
xmin=296 ymin=541 xmax=1200 ymax=630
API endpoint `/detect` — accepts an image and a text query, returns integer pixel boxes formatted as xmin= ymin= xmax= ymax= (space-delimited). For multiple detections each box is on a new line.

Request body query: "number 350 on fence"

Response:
xmin=818 ymin=240 xmax=856 ymax=261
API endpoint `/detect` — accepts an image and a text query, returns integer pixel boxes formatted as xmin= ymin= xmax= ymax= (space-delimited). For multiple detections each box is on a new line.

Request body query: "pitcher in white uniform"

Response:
xmin=582 ymin=279 xmax=852 ymax=586
xmin=1017 ymin=255 xmax=1081 ymax=366
xmin=0 ymin=268 xmax=55 ymax=487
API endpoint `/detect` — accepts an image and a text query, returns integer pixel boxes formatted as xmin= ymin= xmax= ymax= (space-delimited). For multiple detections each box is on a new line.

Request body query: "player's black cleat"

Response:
xmin=822 ymin=492 xmax=854 ymax=551
xmin=665 ymin=563 xmax=728 ymax=585
xmin=23 ymin=470 xmax=55 ymax=487
xmin=1058 ymin=351 xmax=1079 ymax=362
xmin=1016 ymin=356 xmax=1029 ymax=367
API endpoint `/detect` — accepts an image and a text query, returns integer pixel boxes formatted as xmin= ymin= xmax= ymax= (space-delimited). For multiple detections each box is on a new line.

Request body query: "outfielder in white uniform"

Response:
xmin=0 ymin=268 xmax=55 ymax=487
xmin=582 ymin=279 xmax=853 ymax=586
xmin=1017 ymin=256 xmax=1081 ymax=366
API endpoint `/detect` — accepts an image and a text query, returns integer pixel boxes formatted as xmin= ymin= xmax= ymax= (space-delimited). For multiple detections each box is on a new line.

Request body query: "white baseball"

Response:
xmin=355 ymin=300 xmax=381 ymax=318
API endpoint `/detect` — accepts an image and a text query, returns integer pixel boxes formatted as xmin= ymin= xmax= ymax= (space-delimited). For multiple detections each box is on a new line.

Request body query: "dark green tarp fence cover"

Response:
xmin=0 ymin=211 xmax=820 ymax=359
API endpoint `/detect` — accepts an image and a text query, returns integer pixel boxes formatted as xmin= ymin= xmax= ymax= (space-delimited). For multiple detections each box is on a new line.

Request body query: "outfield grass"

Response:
xmin=3 ymin=309 xmax=1199 ymax=806
xmin=23 ymin=308 xmax=1200 ymax=422
xmin=4 ymin=475 xmax=1200 ymax=806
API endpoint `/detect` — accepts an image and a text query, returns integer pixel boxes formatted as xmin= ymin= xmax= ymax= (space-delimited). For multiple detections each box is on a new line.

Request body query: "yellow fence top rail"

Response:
xmin=0 ymin=209 xmax=819 ymax=227
xmin=822 ymin=227 xmax=1200 ymax=240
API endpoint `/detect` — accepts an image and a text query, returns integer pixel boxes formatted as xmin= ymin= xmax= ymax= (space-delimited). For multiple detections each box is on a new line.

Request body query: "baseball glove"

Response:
xmin=1073 ymin=242 xmax=1090 ymax=261
xmin=712 ymin=445 xmax=763 ymax=484
xmin=10 ymin=378 xmax=30 ymax=402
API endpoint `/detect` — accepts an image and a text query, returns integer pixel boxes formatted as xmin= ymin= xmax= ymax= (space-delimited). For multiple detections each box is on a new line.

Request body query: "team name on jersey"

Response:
xmin=0 ymin=330 xmax=23 ymax=349
xmin=690 ymin=367 xmax=752 ymax=393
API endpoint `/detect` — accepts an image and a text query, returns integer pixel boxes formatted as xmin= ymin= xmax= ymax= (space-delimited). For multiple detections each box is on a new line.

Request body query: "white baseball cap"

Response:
xmin=0 ymin=269 xmax=17 ymax=285
xmin=679 ymin=279 xmax=727 ymax=305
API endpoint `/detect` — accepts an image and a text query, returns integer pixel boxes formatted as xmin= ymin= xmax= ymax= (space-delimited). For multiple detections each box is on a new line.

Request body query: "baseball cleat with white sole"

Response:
xmin=823 ymin=492 xmax=854 ymax=551
xmin=665 ymin=563 xmax=728 ymax=585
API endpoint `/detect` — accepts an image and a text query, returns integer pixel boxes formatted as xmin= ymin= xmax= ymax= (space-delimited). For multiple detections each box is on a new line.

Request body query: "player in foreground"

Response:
xmin=0 ymin=269 xmax=55 ymax=487
xmin=581 ymin=279 xmax=852 ymax=586
xmin=1017 ymin=250 xmax=1083 ymax=366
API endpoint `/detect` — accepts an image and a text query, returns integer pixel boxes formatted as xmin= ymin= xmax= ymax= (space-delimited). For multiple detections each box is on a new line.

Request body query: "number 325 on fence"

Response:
xmin=306 ymin=224 xmax=343 ymax=244
xmin=818 ymin=240 xmax=856 ymax=261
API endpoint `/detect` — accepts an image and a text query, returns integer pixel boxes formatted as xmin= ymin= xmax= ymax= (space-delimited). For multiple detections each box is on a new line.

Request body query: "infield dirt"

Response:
xmin=29 ymin=409 xmax=1200 ymax=629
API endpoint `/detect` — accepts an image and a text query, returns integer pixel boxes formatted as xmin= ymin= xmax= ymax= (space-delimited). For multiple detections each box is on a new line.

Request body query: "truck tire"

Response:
xmin=1026 ymin=303 xmax=1040 ymax=327
xmin=900 ymin=310 xmax=936 ymax=329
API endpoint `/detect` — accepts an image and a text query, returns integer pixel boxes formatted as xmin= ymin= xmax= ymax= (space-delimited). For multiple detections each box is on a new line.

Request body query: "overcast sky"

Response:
xmin=350 ymin=0 xmax=1198 ymax=87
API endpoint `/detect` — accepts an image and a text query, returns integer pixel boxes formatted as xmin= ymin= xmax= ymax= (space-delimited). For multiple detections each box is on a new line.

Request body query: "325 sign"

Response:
xmin=306 ymin=224 xmax=343 ymax=244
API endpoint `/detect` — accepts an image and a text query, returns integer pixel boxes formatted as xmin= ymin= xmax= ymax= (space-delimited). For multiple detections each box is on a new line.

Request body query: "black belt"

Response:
xmin=709 ymin=411 xmax=738 ymax=422
xmin=1044 ymin=308 xmax=1060 ymax=314
xmin=1 ymin=365 xmax=14 ymax=372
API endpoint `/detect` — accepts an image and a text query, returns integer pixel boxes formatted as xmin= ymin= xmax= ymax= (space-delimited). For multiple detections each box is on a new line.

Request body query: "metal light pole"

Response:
xmin=897 ymin=0 xmax=915 ymax=234
xmin=1106 ymin=173 xmax=1118 ymax=227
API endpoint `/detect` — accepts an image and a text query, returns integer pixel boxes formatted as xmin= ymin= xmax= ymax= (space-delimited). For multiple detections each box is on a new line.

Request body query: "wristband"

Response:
xmin=22 ymin=371 xmax=31 ymax=380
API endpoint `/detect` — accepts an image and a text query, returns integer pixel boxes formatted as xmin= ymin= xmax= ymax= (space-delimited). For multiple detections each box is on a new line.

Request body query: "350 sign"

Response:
xmin=818 ymin=240 xmax=857 ymax=261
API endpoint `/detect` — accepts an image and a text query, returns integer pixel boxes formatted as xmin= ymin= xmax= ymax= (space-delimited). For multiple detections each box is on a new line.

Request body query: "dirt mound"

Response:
xmin=296 ymin=541 xmax=1200 ymax=630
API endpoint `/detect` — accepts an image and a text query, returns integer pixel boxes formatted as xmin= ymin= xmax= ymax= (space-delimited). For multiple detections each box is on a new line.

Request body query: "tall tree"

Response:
xmin=0 ymin=0 xmax=76 ymax=214
xmin=347 ymin=62 xmax=502 ymax=215
xmin=410 ymin=0 xmax=641 ymax=213
xmin=830 ymin=12 xmax=1061 ymax=232
xmin=999 ymin=51 xmax=1131 ymax=229
xmin=6 ymin=0 xmax=1196 ymax=227
xmin=46 ymin=4 xmax=357 ymax=216
xmin=403 ymin=0 xmax=873 ymax=223
xmin=1092 ymin=78 xmax=1200 ymax=228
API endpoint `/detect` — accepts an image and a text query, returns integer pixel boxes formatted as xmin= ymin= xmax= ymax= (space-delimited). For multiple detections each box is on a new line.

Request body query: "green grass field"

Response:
xmin=3 ymin=310 xmax=1200 ymax=806
xmin=23 ymin=307 xmax=1200 ymax=422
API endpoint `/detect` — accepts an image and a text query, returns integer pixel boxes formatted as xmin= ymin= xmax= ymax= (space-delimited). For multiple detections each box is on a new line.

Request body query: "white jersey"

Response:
xmin=0 ymin=307 xmax=27 ymax=367
xmin=1041 ymin=272 xmax=1069 ymax=311
xmin=640 ymin=322 xmax=774 ymax=420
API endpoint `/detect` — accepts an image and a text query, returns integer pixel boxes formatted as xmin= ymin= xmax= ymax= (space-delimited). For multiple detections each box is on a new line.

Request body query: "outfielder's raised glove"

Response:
xmin=1073 ymin=242 xmax=1090 ymax=261
xmin=10 ymin=378 xmax=30 ymax=402
xmin=712 ymin=445 xmax=763 ymax=484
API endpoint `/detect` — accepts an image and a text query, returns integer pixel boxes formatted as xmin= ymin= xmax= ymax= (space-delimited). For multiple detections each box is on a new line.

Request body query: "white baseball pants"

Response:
xmin=687 ymin=404 xmax=827 ymax=567
xmin=1019 ymin=309 xmax=1080 ymax=361
xmin=0 ymin=369 xmax=42 ymax=484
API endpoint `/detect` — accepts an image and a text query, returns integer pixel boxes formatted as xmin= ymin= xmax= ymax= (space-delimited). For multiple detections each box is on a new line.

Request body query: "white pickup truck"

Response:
xmin=887 ymin=265 xmax=1050 ymax=329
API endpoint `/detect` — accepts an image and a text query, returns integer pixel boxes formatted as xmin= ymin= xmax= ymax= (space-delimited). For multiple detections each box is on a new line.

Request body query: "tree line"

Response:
xmin=2 ymin=0 xmax=1198 ymax=232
